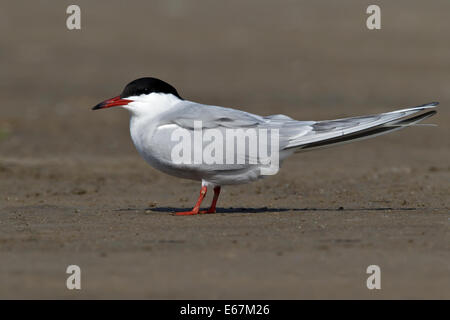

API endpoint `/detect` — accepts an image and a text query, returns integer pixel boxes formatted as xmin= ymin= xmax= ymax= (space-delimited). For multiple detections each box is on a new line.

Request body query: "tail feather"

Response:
xmin=284 ymin=102 xmax=438 ymax=152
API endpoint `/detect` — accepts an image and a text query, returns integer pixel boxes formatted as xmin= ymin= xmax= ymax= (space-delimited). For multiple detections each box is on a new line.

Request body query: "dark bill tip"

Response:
xmin=91 ymin=96 xmax=131 ymax=110
xmin=92 ymin=102 xmax=104 ymax=110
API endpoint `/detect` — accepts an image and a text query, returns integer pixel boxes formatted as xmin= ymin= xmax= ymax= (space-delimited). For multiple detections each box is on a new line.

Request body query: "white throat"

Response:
xmin=126 ymin=93 xmax=181 ymax=160
xmin=123 ymin=93 xmax=181 ymax=119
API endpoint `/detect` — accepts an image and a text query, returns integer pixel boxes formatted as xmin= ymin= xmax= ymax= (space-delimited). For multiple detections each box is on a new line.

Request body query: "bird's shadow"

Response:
xmin=116 ymin=206 xmax=419 ymax=214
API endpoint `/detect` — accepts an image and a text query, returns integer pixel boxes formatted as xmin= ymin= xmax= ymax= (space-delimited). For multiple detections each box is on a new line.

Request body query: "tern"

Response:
xmin=93 ymin=77 xmax=437 ymax=215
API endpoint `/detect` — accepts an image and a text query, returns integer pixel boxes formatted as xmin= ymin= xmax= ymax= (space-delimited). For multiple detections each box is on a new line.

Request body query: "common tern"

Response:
xmin=93 ymin=77 xmax=437 ymax=215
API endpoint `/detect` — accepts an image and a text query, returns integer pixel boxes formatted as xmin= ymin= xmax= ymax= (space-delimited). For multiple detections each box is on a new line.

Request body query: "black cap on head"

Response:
xmin=120 ymin=77 xmax=182 ymax=99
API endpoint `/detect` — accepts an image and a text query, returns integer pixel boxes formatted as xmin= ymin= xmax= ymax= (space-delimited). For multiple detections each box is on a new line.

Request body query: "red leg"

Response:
xmin=200 ymin=186 xmax=221 ymax=214
xmin=175 ymin=186 xmax=207 ymax=216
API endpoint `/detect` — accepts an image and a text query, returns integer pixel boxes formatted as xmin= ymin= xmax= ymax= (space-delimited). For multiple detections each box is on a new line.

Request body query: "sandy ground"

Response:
xmin=0 ymin=1 xmax=449 ymax=299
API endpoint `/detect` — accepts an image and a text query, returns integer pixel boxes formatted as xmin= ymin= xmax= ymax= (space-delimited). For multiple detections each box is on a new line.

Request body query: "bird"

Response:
xmin=92 ymin=77 xmax=437 ymax=215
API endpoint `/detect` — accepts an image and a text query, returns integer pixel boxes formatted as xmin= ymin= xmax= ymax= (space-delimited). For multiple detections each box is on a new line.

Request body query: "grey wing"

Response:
xmin=158 ymin=101 xmax=315 ymax=148
xmin=150 ymin=102 xmax=263 ymax=175
xmin=159 ymin=101 xmax=265 ymax=129
xmin=151 ymin=102 xmax=312 ymax=171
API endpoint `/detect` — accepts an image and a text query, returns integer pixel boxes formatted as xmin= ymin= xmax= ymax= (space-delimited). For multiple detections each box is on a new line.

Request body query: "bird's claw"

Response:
xmin=174 ymin=209 xmax=216 ymax=215
xmin=199 ymin=209 xmax=216 ymax=214
xmin=174 ymin=211 xmax=198 ymax=216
